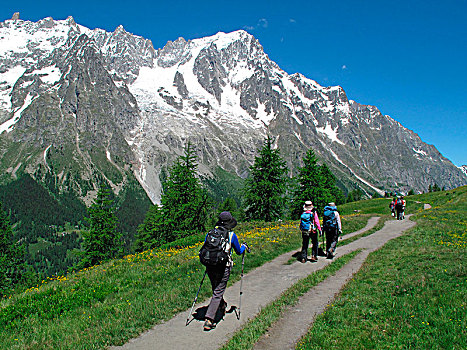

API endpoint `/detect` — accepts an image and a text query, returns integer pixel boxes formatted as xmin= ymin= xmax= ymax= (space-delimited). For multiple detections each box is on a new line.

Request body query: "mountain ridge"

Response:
xmin=0 ymin=15 xmax=465 ymax=205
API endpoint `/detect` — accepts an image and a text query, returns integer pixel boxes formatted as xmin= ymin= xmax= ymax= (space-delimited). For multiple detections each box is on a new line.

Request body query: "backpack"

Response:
xmin=323 ymin=207 xmax=337 ymax=228
xmin=199 ymin=227 xmax=230 ymax=266
xmin=299 ymin=211 xmax=316 ymax=232
xmin=395 ymin=198 xmax=404 ymax=209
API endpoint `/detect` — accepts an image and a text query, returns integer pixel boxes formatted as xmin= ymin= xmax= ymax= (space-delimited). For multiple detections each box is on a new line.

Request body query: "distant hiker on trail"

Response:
xmin=299 ymin=201 xmax=322 ymax=263
xmin=395 ymin=196 xmax=406 ymax=220
xmin=199 ymin=211 xmax=249 ymax=331
xmin=322 ymin=202 xmax=342 ymax=259
xmin=389 ymin=198 xmax=396 ymax=217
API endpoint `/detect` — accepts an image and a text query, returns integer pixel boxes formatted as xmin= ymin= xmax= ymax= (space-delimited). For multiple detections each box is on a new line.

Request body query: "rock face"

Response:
xmin=0 ymin=16 xmax=465 ymax=204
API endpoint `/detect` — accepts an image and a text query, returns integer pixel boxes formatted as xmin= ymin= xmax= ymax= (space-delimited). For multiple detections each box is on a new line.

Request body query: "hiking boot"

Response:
xmin=327 ymin=250 xmax=334 ymax=259
xmin=203 ymin=319 xmax=216 ymax=331
xmin=310 ymin=256 xmax=318 ymax=262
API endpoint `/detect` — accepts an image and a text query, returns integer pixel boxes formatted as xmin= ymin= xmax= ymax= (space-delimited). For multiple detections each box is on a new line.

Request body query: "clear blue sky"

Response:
xmin=2 ymin=0 xmax=466 ymax=166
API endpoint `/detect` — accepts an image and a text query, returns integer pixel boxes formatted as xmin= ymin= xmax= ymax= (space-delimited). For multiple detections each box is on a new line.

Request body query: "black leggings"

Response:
xmin=301 ymin=230 xmax=318 ymax=259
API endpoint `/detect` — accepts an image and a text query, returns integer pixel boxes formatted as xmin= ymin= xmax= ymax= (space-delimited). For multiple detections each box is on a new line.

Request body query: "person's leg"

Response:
xmin=325 ymin=227 xmax=331 ymax=253
xmin=329 ymin=227 xmax=338 ymax=253
xmin=310 ymin=229 xmax=318 ymax=259
xmin=205 ymin=265 xmax=231 ymax=322
xmin=300 ymin=232 xmax=310 ymax=262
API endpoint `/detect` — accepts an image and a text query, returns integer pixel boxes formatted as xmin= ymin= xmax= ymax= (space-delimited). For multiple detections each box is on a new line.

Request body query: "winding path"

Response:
xmin=110 ymin=215 xmax=417 ymax=350
xmin=253 ymin=216 xmax=415 ymax=350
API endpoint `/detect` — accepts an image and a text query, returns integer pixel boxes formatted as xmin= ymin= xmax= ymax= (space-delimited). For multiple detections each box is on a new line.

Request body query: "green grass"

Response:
xmin=2 ymin=187 xmax=461 ymax=349
xmin=0 ymin=222 xmax=305 ymax=349
xmin=220 ymin=249 xmax=362 ymax=350
xmin=338 ymin=215 xmax=390 ymax=246
xmin=338 ymin=196 xmax=424 ymax=216
xmin=296 ymin=186 xmax=467 ymax=350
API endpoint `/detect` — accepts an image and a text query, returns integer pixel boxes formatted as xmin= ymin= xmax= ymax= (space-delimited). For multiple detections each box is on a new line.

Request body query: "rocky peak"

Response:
xmin=11 ymin=12 xmax=20 ymax=20
xmin=0 ymin=16 xmax=465 ymax=205
xmin=156 ymin=37 xmax=190 ymax=68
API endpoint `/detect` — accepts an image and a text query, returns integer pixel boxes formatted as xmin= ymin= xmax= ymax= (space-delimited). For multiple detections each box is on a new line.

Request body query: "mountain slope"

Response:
xmin=0 ymin=14 xmax=465 ymax=206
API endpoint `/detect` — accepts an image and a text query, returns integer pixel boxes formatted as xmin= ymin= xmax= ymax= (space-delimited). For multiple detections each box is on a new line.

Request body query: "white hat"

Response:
xmin=303 ymin=201 xmax=313 ymax=210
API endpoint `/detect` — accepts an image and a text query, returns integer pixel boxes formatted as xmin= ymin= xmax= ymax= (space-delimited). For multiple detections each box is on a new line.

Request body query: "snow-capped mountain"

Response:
xmin=0 ymin=14 xmax=465 ymax=204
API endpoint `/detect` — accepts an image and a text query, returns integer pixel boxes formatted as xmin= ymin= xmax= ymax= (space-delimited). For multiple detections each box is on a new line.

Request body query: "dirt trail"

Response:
xmin=253 ymin=216 xmax=416 ymax=350
xmin=111 ymin=216 xmax=382 ymax=350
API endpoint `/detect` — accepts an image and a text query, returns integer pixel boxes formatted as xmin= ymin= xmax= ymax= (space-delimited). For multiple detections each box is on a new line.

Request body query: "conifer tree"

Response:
xmin=320 ymin=163 xmax=345 ymax=205
xmin=243 ymin=136 xmax=288 ymax=222
xmin=135 ymin=142 xmax=208 ymax=250
xmin=346 ymin=188 xmax=364 ymax=203
xmin=0 ymin=202 xmax=26 ymax=294
xmin=160 ymin=142 xmax=208 ymax=242
xmin=80 ymin=185 xmax=121 ymax=267
xmin=290 ymin=148 xmax=328 ymax=219
xmin=134 ymin=204 xmax=164 ymax=251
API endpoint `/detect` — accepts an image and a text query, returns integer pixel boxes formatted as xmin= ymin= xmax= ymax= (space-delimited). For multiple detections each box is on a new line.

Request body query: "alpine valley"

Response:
xmin=1 ymin=13 xmax=465 ymax=220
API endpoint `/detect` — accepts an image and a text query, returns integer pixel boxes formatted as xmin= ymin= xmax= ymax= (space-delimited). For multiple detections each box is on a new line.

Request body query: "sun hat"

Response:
xmin=303 ymin=201 xmax=313 ymax=211
xmin=217 ymin=211 xmax=237 ymax=229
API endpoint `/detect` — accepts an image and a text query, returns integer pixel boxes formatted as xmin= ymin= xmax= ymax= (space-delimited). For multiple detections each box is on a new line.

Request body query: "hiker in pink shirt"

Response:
xmin=299 ymin=201 xmax=322 ymax=262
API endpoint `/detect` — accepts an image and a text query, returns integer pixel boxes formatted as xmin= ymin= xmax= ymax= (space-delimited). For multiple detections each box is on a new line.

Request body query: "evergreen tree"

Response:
xmin=134 ymin=205 xmax=164 ymax=251
xmin=135 ymin=142 xmax=209 ymax=250
xmin=80 ymin=185 xmax=121 ymax=267
xmin=290 ymin=149 xmax=328 ymax=219
xmin=320 ymin=163 xmax=345 ymax=205
xmin=0 ymin=202 xmax=26 ymax=294
xmin=346 ymin=188 xmax=364 ymax=203
xmin=243 ymin=136 xmax=288 ymax=222
xmin=160 ymin=142 xmax=208 ymax=242
xmin=218 ymin=197 xmax=238 ymax=214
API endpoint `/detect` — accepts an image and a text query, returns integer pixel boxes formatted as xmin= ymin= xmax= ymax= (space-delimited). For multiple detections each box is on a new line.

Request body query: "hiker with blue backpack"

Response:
xmin=322 ymin=202 xmax=342 ymax=259
xmin=395 ymin=196 xmax=406 ymax=220
xmin=299 ymin=201 xmax=322 ymax=263
xmin=198 ymin=211 xmax=249 ymax=331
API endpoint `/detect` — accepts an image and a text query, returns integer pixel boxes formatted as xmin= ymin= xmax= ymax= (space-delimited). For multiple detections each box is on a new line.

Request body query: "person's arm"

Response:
xmin=231 ymin=232 xmax=246 ymax=255
xmin=335 ymin=211 xmax=342 ymax=232
xmin=313 ymin=212 xmax=321 ymax=231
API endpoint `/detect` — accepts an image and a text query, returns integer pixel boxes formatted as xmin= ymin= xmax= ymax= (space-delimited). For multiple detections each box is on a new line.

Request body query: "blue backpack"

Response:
xmin=300 ymin=211 xmax=316 ymax=232
xmin=323 ymin=206 xmax=337 ymax=228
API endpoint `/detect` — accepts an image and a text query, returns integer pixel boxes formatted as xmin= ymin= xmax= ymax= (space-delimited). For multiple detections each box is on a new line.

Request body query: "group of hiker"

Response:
xmin=196 ymin=200 xmax=342 ymax=331
xmin=299 ymin=201 xmax=342 ymax=262
xmin=389 ymin=196 xmax=406 ymax=220
xmin=194 ymin=194 xmax=410 ymax=331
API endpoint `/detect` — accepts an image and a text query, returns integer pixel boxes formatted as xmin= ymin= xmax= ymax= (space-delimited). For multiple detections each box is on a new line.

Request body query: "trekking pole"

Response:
xmin=185 ymin=270 xmax=207 ymax=326
xmin=236 ymin=243 xmax=250 ymax=320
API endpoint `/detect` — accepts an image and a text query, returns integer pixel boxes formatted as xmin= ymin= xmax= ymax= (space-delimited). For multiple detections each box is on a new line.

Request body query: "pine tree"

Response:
xmin=243 ymin=136 xmax=288 ymax=222
xmin=134 ymin=204 xmax=164 ymax=251
xmin=160 ymin=142 xmax=208 ymax=242
xmin=319 ymin=163 xmax=345 ymax=205
xmin=346 ymin=188 xmax=364 ymax=203
xmin=0 ymin=202 xmax=26 ymax=294
xmin=290 ymin=149 xmax=328 ymax=219
xmin=135 ymin=142 xmax=209 ymax=250
xmin=80 ymin=185 xmax=121 ymax=267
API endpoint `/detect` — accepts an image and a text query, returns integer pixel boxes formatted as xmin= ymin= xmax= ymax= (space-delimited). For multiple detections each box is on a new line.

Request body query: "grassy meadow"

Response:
xmin=1 ymin=188 xmax=464 ymax=349
xmin=297 ymin=187 xmax=467 ymax=349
